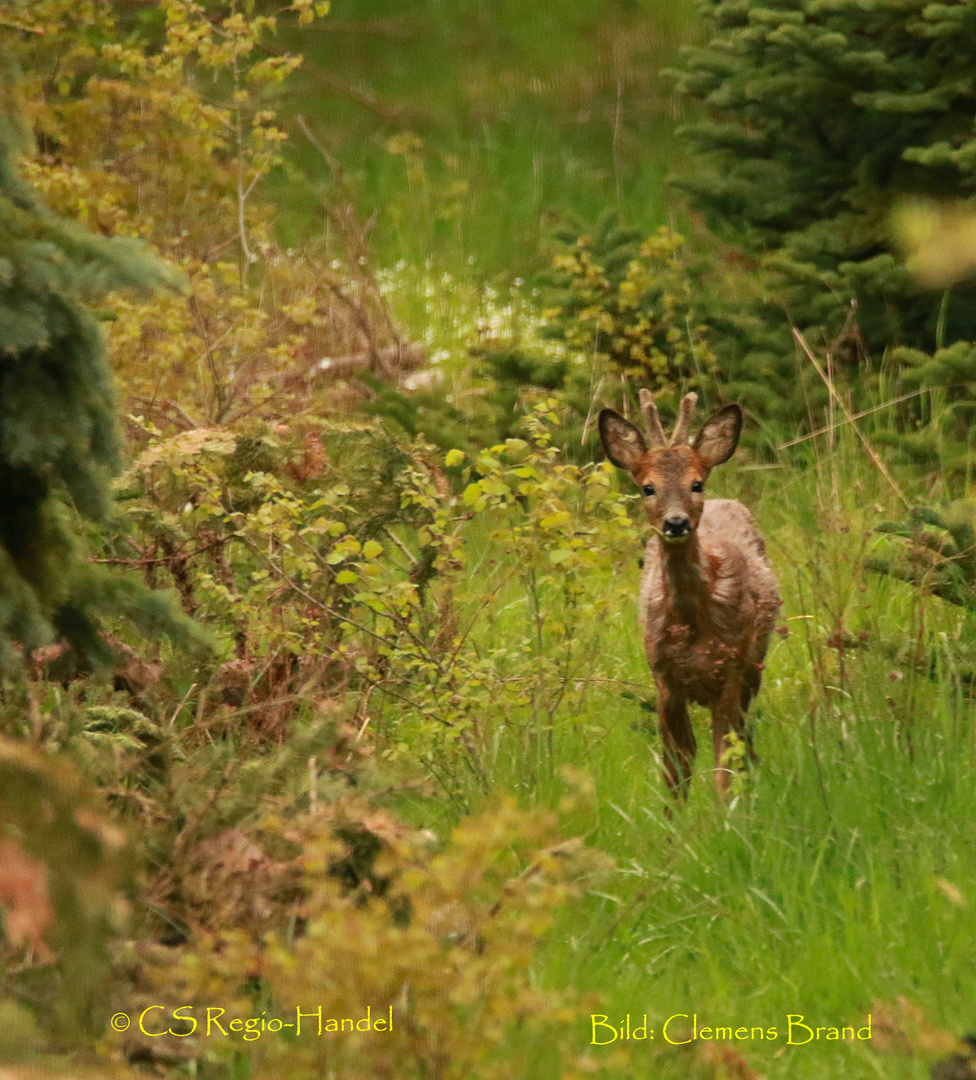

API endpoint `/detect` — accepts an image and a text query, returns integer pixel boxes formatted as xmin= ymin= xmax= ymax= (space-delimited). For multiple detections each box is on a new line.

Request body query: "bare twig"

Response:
xmin=792 ymin=327 xmax=911 ymax=510
xmin=776 ymin=387 xmax=933 ymax=449
xmin=127 ymin=397 xmax=201 ymax=432
xmin=168 ymin=683 xmax=198 ymax=730
xmin=382 ymin=525 xmax=419 ymax=567
xmin=261 ymin=40 xmax=409 ymax=123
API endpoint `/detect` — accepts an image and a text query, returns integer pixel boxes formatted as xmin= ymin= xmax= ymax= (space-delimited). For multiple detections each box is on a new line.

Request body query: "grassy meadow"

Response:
xmin=368 ymin=399 xmax=976 ymax=1079
xmin=528 ymin=436 xmax=976 ymax=1080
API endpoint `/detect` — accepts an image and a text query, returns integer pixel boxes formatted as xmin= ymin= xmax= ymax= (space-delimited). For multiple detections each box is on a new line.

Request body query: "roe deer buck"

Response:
xmin=599 ymin=391 xmax=781 ymax=800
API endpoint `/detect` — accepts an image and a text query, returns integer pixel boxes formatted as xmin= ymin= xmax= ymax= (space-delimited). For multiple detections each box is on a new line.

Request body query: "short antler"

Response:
xmin=670 ymin=392 xmax=698 ymax=446
xmin=638 ymin=389 xmax=698 ymax=447
xmin=638 ymin=389 xmax=668 ymax=448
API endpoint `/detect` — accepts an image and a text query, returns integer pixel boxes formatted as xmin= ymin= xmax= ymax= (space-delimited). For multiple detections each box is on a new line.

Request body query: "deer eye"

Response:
xmin=642 ymin=484 xmax=656 ymax=497
xmin=690 ymin=480 xmax=704 ymax=493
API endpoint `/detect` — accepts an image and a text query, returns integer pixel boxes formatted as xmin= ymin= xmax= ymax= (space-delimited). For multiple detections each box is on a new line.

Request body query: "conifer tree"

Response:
xmin=0 ymin=61 xmax=187 ymax=667
xmin=670 ymin=0 xmax=976 ymax=447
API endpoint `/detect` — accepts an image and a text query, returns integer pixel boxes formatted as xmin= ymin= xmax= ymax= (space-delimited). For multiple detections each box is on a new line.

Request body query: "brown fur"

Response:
xmin=599 ymin=396 xmax=781 ymax=800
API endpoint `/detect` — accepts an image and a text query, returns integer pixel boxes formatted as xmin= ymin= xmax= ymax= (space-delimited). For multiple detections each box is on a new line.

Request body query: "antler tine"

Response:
xmin=669 ymin=392 xmax=699 ymax=446
xmin=638 ymin=389 xmax=668 ymax=448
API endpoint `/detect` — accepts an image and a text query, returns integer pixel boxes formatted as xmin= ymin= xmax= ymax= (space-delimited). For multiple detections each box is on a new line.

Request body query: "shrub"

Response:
xmin=125 ymin=791 xmax=610 ymax=1080
xmin=542 ymin=216 xmax=716 ymax=395
xmin=112 ymin=401 xmax=640 ymax=797
xmin=10 ymin=0 xmax=408 ymax=430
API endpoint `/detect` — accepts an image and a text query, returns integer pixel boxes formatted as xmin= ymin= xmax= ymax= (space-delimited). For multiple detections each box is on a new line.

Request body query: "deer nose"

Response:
xmin=662 ymin=515 xmax=691 ymax=539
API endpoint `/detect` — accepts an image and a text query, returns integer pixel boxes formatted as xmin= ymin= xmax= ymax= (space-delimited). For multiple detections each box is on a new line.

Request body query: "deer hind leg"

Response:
xmin=657 ymin=684 xmax=696 ymax=800
xmin=739 ymin=661 xmax=763 ymax=763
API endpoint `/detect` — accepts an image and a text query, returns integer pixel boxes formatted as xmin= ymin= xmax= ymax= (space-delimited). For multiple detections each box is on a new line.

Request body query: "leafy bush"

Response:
xmin=110 ymin=415 xmax=443 ymax=737
xmin=542 ymin=216 xmax=716 ymax=394
xmin=354 ymin=402 xmax=642 ymax=798
xmin=111 ymin=401 xmax=640 ymax=793
xmin=11 ymin=0 xmax=410 ymax=430
xmin=122 ymin=790 xmax=610 ymax=1080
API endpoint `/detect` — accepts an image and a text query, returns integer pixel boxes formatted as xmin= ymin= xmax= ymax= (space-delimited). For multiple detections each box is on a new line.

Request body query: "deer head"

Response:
xmin=599 ymin=391 xmax=742 ymax=543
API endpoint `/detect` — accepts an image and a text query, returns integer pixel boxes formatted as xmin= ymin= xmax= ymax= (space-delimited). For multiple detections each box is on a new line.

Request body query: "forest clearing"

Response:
xmin=1 ymin=2 xmax=976 ymax=1078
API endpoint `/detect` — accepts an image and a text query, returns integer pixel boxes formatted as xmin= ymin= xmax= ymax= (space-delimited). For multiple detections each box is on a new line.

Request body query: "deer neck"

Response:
xmin=658 ymin=534 xmax=709 ymax=631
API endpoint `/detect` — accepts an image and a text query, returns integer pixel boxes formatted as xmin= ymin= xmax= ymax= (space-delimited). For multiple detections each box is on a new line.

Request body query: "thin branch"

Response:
xmin=776 ymin=387 xmax=933 ymax=449
xmin=382 ymin=525 xmax=419 ymax=567
xmin=127 ymin=397 xmax=201 ymax=432
xmin=792 ymin=327 xmax=911 ymax=510
xmin=261 ymin=40 xmax=409 ymax=123
xmin=93 ymin=536 xmax=229 ymax=567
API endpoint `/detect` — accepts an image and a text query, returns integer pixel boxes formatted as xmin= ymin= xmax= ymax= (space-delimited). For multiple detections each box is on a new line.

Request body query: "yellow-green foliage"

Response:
xmin=383 ymin=402 xmax=641 ymax=791
xmin=128 ymin=789 xmax=609 ymax=1080
xmin=113 ymin=401 xmax=640 ymax=786
xmin=9 ymin=0 xmax=375 ymax=425
xmin=546 ymin=225 xmax=716 ymax=391
xmin=0 ymin=8 xmax=640 ymax=1075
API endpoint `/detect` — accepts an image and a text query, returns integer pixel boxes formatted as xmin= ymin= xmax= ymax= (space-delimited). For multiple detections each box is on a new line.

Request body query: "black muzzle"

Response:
xmin=662 ymin=515 xmax=692 ymax=541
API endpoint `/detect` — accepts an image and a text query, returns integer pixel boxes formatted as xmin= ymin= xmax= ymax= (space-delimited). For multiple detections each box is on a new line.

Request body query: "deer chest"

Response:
xmin=647 ymin=621 xmax=742 ymax=704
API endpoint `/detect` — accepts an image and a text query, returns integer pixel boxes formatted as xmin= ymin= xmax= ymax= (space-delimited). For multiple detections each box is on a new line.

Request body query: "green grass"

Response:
xmin=272 ymin=0 xmax=699 ymax=274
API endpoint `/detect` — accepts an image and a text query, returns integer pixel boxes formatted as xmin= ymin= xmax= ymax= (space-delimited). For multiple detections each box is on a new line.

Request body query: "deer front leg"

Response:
xmin=657 ymin=682 xmax=695 ymax=800
xmin=712 ymin=675 xmax=749 ymax=799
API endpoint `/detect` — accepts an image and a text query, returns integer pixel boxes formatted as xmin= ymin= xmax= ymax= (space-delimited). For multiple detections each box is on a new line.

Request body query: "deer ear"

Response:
xmin=599 ymin=409 xmax=648 ymax=472
xmin=694 ymin=405 xmax=742 ymax=467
